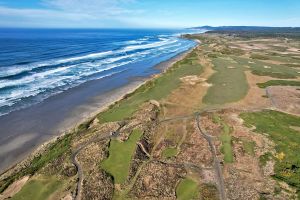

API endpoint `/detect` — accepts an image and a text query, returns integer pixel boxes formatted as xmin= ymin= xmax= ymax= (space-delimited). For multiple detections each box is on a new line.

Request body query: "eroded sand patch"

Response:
xmin=267 ymin=86 xmax=300 ymax=115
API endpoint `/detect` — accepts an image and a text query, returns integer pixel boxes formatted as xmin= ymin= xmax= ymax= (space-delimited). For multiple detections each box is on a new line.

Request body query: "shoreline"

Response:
xmin=0 ymin=42 xmax=198 ymax=176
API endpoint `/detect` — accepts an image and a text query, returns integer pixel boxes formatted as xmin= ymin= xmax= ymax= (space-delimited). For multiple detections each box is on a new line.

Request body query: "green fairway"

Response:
xmin=176 ymin=178 xmax=199 ymax=200
xmin=11 ymin=177 xmax=62 ymax=200
xmin=220 ymin=122 xmax=234 ymax=163
xmin=101 ymin=129 xmax=143 ymax=184
xmin=162 ymin=147 xmax=178 ymax=158
xmin=257 ymin=80 xmax=300 ymax=88
xmin=240 ymin=110 xmax=300 ymax=195
xmin=97 ymin=50 xmax=203 ymax=122
xmin=203 ymin=57 xmax=249 ymax=105
xmin=233 ymin=56 xmax=300 ymax=79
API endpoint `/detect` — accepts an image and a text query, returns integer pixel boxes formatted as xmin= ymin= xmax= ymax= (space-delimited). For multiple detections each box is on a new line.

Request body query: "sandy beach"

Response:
xmin=0 ymin=46 xmax=195 ymax=175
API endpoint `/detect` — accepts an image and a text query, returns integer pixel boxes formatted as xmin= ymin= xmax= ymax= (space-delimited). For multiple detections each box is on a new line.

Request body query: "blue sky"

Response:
xmin=0 ymin=0 xmax=299 ymax=28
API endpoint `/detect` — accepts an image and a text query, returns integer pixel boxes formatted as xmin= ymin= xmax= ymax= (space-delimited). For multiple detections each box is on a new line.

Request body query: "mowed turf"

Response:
xmin=220 ymin=122 xmax=234 ymax=163
xmin=11 ymin=177 xmax=62 ymax=200
xmin=240 ymin=110 xmax=300 ymax=195
xmin=257 ymin=80 xmax=300 ymax=88
xmin=176 ymin=178 xmax=199 ymax=200
xmin=101 ymin=129 xmax=143 ymax=184
xmin=233 ymin=56 xmax=300 ymax=79
xmin=203 ymin=57 xmax=249 ymax=104
xmin=97 ymin=50 xmax=203 ymax=122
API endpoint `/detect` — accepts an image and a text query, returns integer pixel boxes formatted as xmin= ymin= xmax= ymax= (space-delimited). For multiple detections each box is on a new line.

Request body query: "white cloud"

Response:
xmin=44 ymin=0 xmax=139 ymax=16
xmin=0 ymin=0 xmax=143 ymax=28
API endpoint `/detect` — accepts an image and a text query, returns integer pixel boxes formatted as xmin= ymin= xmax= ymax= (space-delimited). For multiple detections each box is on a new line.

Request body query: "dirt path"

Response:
xmin=195 ymin=113 xmax=226 ymax=200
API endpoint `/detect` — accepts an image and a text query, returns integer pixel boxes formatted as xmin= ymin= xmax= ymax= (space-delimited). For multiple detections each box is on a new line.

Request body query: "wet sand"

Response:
xmin=0 ymin=48 xmax=194 ymax=174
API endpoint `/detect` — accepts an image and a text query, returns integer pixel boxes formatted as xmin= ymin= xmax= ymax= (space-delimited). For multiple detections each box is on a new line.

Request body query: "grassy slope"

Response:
xmin=101 ymin=129 xmax=143 ymax=184
xmin=240 ymin=110 xmax=300 ymax=195
xmin=0 ymin=134 xmax=72 ymax=193
xmin=257 ymin=80 xmax=300 ymax=88
xmin=203 ymin=57 xmax=249 ymax=104
xmin=176 ymin=178 xmax=199 ymax=200
xmin=97 ymin=50 xmax=203 ymax=123
xmin=11 ymin=177 xmax=62 ymax=200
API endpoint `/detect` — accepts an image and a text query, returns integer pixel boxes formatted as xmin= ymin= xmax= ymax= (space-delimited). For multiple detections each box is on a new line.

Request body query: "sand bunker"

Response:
xmin=180 ymin=75 xmax=205 ymax=85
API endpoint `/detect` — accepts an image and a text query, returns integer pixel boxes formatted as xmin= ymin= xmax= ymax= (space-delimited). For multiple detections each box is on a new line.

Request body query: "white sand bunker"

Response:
xmin=227 ymin=66 xmax=236 ymax=69
xmin=201 ymin=82 xmax=213 ymax=87
xmin=180 ymin=75 xmax=205 ymax=85
xmin=264 ymin=66 xmax=271 ymax=69
xmin=248 ymin=61 xmax=255 ymax=64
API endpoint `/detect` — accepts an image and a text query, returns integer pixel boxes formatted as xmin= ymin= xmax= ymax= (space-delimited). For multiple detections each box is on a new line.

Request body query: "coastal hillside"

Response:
xmin=1 ymin=30 xmax=300 ymax=200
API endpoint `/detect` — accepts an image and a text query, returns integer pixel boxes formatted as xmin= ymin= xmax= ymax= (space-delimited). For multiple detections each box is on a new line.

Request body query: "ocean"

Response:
xmin=0 ymin=28 xmax=199 ymax=172
xmin=0 ymin=28 xmax=197 ymax=116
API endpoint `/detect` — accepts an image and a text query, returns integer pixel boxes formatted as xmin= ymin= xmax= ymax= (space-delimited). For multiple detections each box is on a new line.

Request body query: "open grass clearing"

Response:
xmin=101 ymin=129 xmax=143 ymax=184
xmin=176 ymin=178 xmax=199 ymax=200
xmin=97 ymin=50 xmax=203 ymax=123
xmin=162 ymin=147 xmax=178 ymax=158
xmin=10 ymin=176 xmax=63 ymax=200
xmin=257 ymin=80 xmax=300 ymax=88
xmin=240 ymin=110 xmax=300 ymax=195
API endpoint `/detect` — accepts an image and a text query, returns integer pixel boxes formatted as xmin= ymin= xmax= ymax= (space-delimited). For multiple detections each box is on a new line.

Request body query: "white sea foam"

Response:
xmin=122 ymin=38 xmax=178 ymax=52
xmin=0 ymin=34 xmax=196 ymax=116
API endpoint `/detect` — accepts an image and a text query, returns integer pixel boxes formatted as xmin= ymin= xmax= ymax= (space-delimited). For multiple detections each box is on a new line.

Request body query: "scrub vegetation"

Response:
xmin=257 ymin=80 xmax=300 ymax=88
xmin=240 ymin=110 xmax=300 ymax=195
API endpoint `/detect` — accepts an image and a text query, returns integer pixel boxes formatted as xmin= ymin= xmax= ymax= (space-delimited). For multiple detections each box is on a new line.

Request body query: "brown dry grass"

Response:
xmin=162 ymin=49 xmax=215 ymax=118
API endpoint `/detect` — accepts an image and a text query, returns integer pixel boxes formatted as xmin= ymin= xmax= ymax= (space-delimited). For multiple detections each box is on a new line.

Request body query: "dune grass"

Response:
xmin=101 ymin=129 xmax=143 ymax=184
xmin=257 ymin=80 xmax=300 ymax=88
xmin=97 ymin=50 xmax=203 ymax=123
xmin=0 ymin=134 xmax=72 ymax=193
xmin=11 ymin=177 xmax=62 ymax=200
xmin=162 ymin=147 xmax=178 ymax=158
xmin=176 ymin=178 xmax=199 ymax=200
xmin=240 ymin=110 xmax=300 ymax=195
